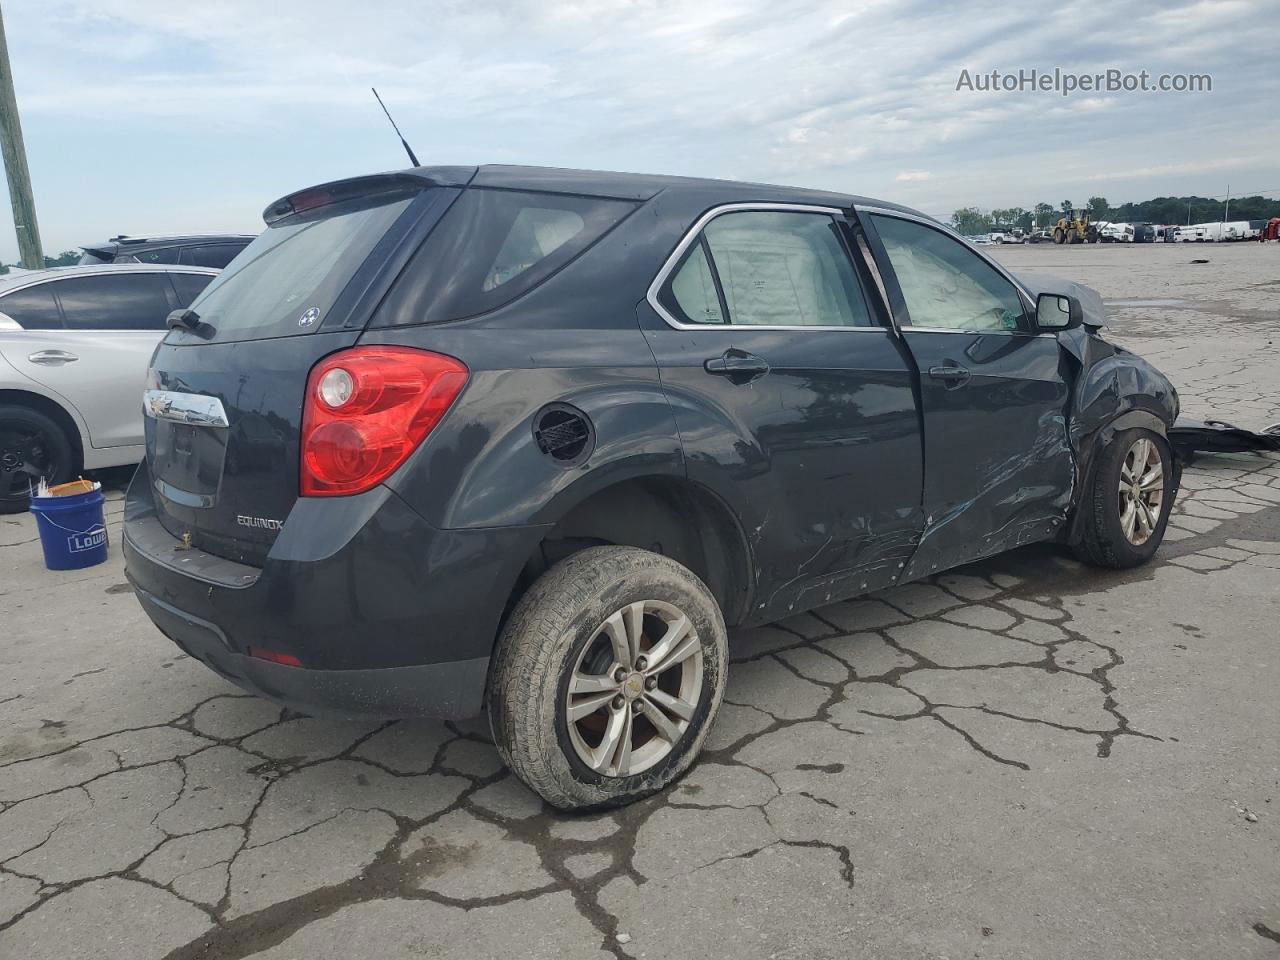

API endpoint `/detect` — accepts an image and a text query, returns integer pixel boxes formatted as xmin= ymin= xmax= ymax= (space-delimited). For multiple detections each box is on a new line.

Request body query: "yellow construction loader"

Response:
xmin=1052 ymin=210 xmax=1100 ymax=244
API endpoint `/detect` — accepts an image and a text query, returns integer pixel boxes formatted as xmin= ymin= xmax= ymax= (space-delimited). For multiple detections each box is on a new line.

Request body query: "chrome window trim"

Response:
xmin=853 ymin=204 xmax=1036 ymax=305
xmin=903 ymin=327 xmax=1057 ymax=339
xmin=645 ymin=202 xmax=887 ymax=333
xmin=143 ymin=389 xmax=229 ymax=428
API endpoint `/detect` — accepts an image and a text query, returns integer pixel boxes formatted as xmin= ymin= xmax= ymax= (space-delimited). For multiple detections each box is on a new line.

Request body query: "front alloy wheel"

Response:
xmin=566 ymin=599 xmax=703 ymax=778
xmin=1075 ymin=426 xmax=1175 ymax=569
xmin=1118 ymin=436 xmax=1165 ymax=546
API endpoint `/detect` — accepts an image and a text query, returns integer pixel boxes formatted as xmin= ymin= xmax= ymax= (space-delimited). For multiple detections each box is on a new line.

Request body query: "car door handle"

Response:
xmin=705 ymin=349 xmax=770 ymax=382
xmin=28 ymin=349 xmax=79 ymax=365
xmin=928 ymin=365 xmax=970 ymax=387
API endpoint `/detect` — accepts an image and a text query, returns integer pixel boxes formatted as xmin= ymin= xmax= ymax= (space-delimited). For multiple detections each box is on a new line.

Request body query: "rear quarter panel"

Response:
xmin=360 ymin=325 xmax=684 ymax=530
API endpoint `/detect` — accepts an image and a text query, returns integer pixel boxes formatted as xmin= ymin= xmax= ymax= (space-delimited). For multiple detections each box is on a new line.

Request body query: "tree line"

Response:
xmin=0 ymin=250 xmax=80 ymax=273
xmin=951 ymin=195 xmax=1280 ymax=236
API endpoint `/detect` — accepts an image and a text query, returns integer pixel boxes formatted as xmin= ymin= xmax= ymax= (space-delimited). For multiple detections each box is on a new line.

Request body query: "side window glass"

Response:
xmin=377 ymin=189 xmax=636 ymax=327
xmin=179 ymin=244 xmax=245 ymax=268
xmin=870 ymin=215 xmax=1026 ymax=331
xmin=130 ymin=247 xmax=180 ymax=265
xmin=668 ymin=242 xmax=724 ymax=324
xmin=484 ymin=208 xmax=585 ymax=291
xmin=704 ymin=211 xmax=872 ymax=327
xmin=52 ymin=274 xmax=174 ymax=330
xmin=0 ymin=285 xmax=62 ymax=329
xmin=170 ymin=272 xmax=215 ymax=307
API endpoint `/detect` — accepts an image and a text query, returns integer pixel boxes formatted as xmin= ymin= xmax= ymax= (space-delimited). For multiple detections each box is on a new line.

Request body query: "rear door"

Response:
xmin=640 ymin=205 xmax=923 ymax=616
xmin=0 ymin=272 xmax=176 ymax=449
xmin=145 ymin=179 xmax=463 ymax=565
xmin=860 ymin=210 xmax=1074 ymax=579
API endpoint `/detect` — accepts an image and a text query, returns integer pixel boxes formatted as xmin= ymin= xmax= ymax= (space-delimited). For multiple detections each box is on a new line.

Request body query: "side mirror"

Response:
xmin=0 ymin=311 xmax=20 ymax=331
xmin=1035 ymin=293 xmax=1082 ymax=331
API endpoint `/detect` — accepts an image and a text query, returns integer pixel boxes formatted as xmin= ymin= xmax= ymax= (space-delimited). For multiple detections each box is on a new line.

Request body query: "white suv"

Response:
xmin=0 ymin=264 xmax=218 ymax=512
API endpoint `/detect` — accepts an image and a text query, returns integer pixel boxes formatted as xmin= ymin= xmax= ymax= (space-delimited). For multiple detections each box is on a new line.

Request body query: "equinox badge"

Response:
xmin=236 ymin=515 xmax=284 ymax=531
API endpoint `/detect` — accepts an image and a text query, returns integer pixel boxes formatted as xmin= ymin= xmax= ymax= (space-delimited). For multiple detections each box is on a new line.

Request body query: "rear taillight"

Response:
xmin=300 ymin=347 xmax=468 ymax=497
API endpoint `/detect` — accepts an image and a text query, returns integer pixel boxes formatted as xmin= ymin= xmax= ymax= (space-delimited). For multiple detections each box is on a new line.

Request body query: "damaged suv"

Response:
xmin=124 ymin=165 xmax=1179 ymax=809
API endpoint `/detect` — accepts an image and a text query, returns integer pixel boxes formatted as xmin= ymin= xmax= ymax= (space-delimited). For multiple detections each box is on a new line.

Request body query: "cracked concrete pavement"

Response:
xmin=2 ymin=242 xmax=1278 ymax=959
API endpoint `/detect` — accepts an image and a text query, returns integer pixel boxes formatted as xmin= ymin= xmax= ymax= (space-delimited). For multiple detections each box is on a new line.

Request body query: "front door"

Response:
xmin=640 ymin=206 xmax=923 ymax=620
xmin=861 ymin=211 xmax=1074 ymax=580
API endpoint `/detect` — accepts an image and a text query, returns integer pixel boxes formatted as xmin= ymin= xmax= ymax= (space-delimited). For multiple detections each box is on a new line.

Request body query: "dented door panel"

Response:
xmin=900 ymin=329 xmax=1074 ymax=580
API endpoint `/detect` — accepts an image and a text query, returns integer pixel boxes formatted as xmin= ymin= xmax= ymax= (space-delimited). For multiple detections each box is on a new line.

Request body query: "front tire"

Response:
xmin=0 ymin=405 xmax=75 ymax=514
xmin=488 ymin=546 xmax=728 ymax=811
xmin=1075 ymin=428 xmax=1175 ymax=568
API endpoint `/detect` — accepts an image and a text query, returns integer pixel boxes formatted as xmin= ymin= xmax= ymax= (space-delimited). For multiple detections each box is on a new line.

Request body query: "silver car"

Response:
xmin=0 ymin=263 xmax=218 ymax=512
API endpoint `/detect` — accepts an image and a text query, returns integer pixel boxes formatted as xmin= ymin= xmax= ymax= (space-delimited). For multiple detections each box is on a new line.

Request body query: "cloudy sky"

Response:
xmin=3 ymin=0 xmax=1278 ymax=259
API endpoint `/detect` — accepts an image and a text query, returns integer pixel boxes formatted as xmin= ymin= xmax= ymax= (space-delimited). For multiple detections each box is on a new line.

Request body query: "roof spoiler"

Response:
xmin=261 ymin=167 xmax=476 ymax=225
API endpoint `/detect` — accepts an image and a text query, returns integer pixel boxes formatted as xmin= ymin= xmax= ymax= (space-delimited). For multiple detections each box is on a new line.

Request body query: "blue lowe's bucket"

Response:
xmin=29 ymin=488 xmax=109 ymax=571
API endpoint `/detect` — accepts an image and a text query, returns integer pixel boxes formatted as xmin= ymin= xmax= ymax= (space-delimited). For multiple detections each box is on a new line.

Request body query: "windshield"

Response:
xmin=184 ymin=190 xmax=417 ymax=341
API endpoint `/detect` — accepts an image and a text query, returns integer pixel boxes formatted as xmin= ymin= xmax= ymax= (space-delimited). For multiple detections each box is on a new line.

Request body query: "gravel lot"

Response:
xmin=2 ymin=242 xmax=1278 ymax=960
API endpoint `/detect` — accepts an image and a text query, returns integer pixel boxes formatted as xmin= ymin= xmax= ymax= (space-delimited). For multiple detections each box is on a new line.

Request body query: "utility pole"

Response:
xmin=0 ymin=5 xmax=43 ymax=269
xmin=1223 ymin=183 xmax=1230 ymax=226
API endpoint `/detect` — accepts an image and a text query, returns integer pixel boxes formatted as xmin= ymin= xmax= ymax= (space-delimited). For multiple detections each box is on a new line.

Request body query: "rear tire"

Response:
xmin=1075 ymin=428 xmax=1174 ymax=569
xmin=0 ymin=404 xmax=75 ymax=514
xmin=488 ymin=545 xmax=728 ymax=811
xmin=1053 ymin=228 xmax=1066 ymax=244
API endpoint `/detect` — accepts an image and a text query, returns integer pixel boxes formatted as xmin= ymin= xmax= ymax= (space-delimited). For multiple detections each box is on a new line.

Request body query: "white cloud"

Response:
xmin=1070 ymin=156 xmax=1258 ymax=183
xmin=895 ymin=171 xmax=933 ymax=182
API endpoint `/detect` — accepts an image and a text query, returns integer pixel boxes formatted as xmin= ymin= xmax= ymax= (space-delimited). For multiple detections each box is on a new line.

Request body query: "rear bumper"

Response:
xmin=123 ymin=463 xmax=547 ymax=719
xmin=127 ymin=579 xmax=489 ymax=718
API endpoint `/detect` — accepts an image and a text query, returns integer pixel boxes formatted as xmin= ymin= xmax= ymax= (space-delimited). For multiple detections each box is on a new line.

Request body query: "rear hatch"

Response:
xmin=145 ymin=171 xmax=471 ymax=565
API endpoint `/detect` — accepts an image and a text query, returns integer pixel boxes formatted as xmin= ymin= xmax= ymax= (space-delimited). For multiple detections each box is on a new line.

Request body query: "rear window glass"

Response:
xmin=0 ymin=284 xmax=62 ymax=329
xmin=374 ymin=189 xmax=636 ymax=327
xmin=181 ymin=192 xmax=415 ymax=341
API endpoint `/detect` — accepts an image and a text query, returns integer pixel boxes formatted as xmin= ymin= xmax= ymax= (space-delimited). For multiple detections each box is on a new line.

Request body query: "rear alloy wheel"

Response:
xmin=0 ymin=405 xmax=75 ymax=514
xmin=1076 ymin=427 xmax=1175 ymax=568
xmin=488 ymin=546 xmax=727 ymax=810
xmin=565 ymin=598 xmax=704 ymax=778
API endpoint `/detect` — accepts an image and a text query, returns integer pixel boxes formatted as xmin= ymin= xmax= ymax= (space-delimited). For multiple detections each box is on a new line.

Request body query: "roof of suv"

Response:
xmin=0 ymin=263 xmax=220 ymax=292
xmin=80 ymin=234 xmax=256 ymax=256
xmin=271 ymin=163 xmax=932 ymax=224
xmin=467 ymin=164 xmax=919 ymax=213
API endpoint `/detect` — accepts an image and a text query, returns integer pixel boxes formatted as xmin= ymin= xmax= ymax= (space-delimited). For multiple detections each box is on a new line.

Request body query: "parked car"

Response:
xmin=1098 ymin=221 xmax=1135 ymax=243
xmin=0 ymin=264 xmax=218 ymax=512
xmin=78 ymin=234 xmax=255 ymax=268
xmin=123 ymin=165 xmax=1180 ymax=810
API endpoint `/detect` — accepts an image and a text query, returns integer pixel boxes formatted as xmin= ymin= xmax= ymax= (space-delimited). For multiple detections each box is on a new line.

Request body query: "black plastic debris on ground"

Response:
xmin=1169 ymin=417 xmax=1280 ymax=462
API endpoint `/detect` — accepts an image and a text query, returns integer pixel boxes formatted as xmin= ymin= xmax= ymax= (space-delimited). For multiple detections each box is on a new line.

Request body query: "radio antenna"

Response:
xmin=371 ymin=87 xmax=420 ymax=167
